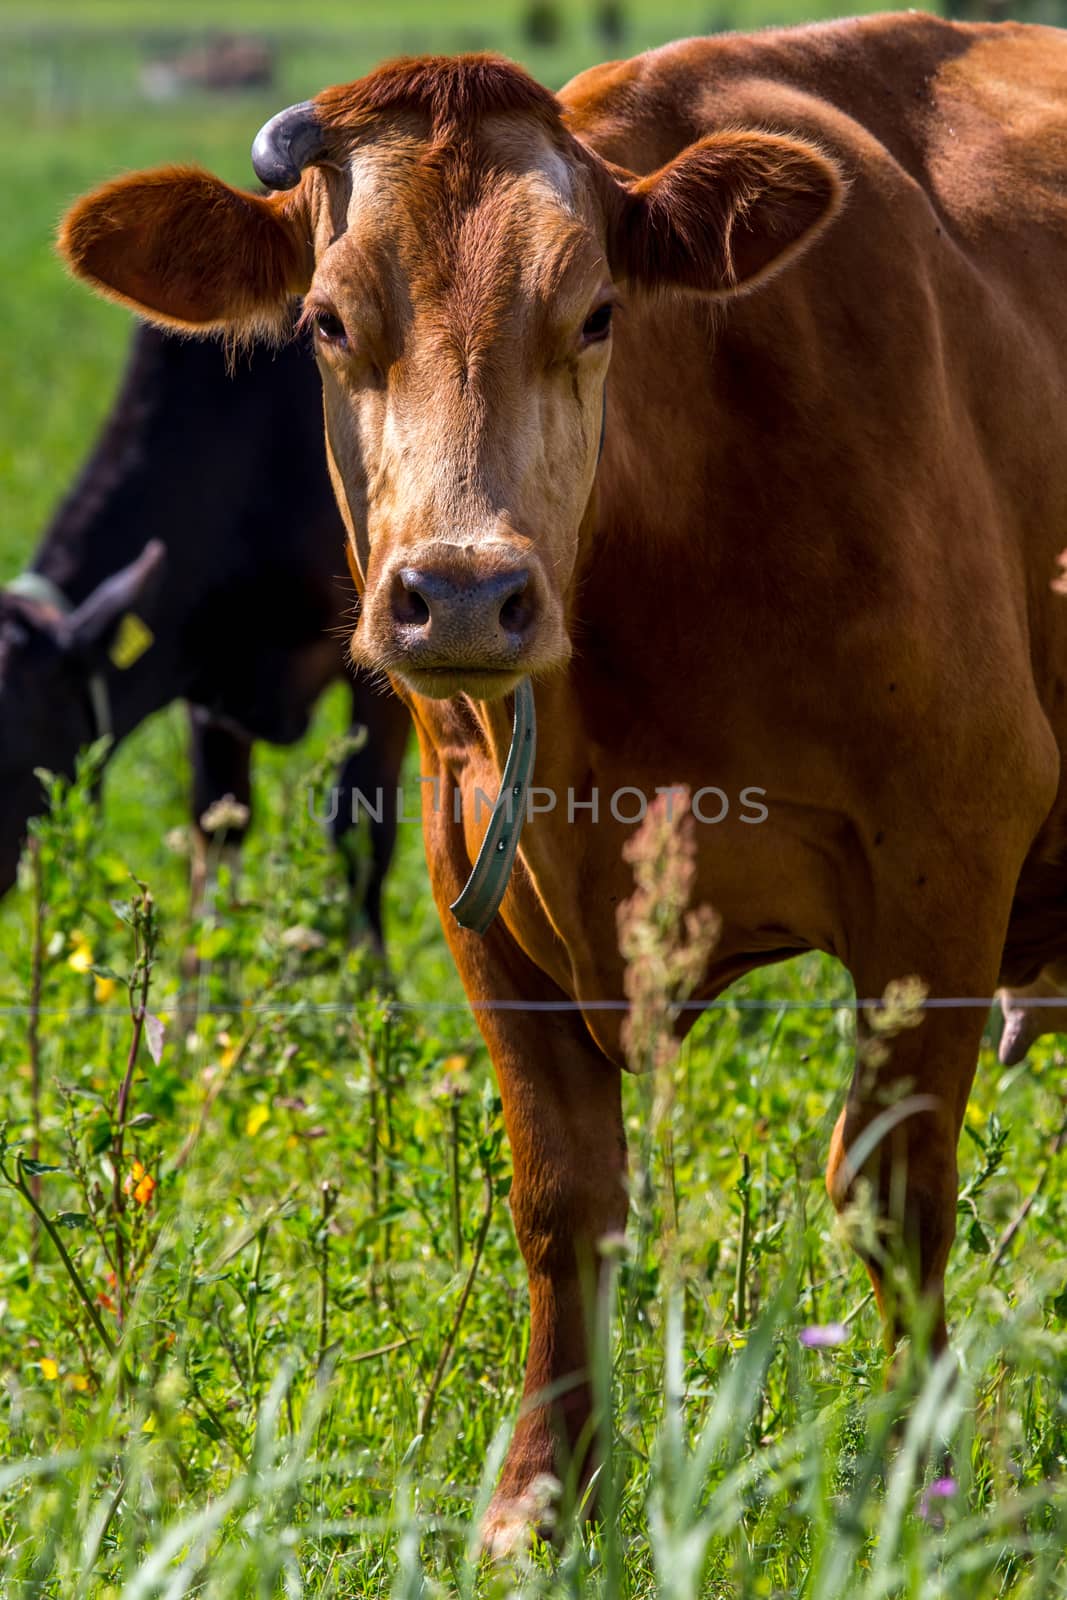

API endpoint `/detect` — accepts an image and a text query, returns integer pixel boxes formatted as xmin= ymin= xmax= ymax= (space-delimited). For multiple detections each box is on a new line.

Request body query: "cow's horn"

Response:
xmin=251 ymin=101 xmax=326 ymax=190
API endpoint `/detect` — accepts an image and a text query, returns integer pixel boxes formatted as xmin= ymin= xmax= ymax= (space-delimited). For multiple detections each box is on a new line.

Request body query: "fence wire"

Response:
xmin=0 ymin=995 xmax=1036 ymax=1018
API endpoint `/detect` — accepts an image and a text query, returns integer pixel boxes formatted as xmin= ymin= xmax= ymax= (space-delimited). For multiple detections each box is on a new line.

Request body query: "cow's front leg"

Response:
xmin=480 ymin=1001 xmax=627 ymax=1551
xmin=332 ymin=678 xmax=409 ymax=953
xmin=183 ymin=707 xmax=252 ymax=996
xmin=827 ymin=901 xmax=1010 ymax=1352
xmin=423 ymin=790 xmax=627 ymax=1550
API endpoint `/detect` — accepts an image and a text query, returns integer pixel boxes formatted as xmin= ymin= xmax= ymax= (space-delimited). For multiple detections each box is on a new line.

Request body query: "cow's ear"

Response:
xmin=605 ymin=131 xmax=844 ymax=296
xmin=58 ymin=166 xmax=311 ymax=335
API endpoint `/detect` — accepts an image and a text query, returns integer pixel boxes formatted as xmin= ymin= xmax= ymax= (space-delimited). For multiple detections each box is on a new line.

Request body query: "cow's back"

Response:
xmin=562 ymin=15 xmax=1067 ymax=247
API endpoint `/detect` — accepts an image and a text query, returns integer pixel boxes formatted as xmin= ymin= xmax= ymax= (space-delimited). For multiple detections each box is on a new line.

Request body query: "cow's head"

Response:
xmin=60 ymin=56 xmax=842 ymax=701
xmin=0 ymin=544 xmax=164 ymax=892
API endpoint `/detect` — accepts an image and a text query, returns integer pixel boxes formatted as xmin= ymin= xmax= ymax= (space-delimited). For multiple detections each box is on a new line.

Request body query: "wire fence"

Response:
xmin=8 ymin=1 xmax=1067 ymax=125
xmin=0 ymin=994 xmax=1039 ymax=1017
xmin=0 ymin=14 xmax=711 ymax=121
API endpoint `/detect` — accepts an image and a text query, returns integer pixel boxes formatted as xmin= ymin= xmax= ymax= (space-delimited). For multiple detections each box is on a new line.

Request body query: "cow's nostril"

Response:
xmin=499 ymin=585 xmax=533 ymax=637
xmin=392 ymin=570 xmax=432 ymax=629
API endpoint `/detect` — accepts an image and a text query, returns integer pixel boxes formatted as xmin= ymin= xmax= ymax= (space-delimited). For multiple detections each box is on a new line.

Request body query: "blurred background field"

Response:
xmin=1 ymin=0 xmax=946 ymax=952
xmin=2 ymin=3 xmax=1067 ymax=1596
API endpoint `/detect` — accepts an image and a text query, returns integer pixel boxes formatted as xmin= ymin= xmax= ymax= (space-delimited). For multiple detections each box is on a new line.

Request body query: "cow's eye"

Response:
xmin=314 ymin=310 xmax=348 ymax=346
xmin=581 ymin=303 xmax=614 ymax=344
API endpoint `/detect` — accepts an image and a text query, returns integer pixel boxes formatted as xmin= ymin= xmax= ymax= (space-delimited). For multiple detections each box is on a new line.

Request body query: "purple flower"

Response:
xmin=799 ymin=1322 xmax=849 ymax=1349
xmin=918 ymin=1478 xmax=957 ymax=1523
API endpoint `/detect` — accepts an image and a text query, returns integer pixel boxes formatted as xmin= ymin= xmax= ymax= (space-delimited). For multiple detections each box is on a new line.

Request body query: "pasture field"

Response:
xmin=2 ymin=5 xmax=1067 ymax=1596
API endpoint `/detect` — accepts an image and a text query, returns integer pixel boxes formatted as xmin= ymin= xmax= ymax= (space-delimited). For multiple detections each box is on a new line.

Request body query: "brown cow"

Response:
xmin=59 ymin=14 xmax=1067 ymax=1548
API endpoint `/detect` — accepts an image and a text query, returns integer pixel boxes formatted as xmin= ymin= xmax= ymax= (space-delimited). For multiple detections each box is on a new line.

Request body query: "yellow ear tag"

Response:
xmin=110 ymin=613 xmax=154 ymax=670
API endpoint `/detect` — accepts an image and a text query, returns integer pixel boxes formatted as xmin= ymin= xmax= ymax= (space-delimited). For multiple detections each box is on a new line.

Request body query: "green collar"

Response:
xmin=449 ymin=677 xmax=537 ymax=936
xmin=5 ymin=571 xmax=112 ymax=742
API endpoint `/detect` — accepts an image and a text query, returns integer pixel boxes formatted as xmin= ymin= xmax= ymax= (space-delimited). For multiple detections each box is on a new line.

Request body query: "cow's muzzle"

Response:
xmin=354 ymin=540 xmax=570 ymax=700
xmin=377 ymin=551 xmax=545 ymax=696
xmin=393 ymin=563 xmax=534 ymax=650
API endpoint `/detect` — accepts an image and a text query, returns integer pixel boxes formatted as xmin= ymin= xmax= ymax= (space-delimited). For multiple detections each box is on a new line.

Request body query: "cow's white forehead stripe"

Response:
xmin=345 ymin=147 xmax=398 ymax=226
xmin=343 ymin=128 xmax=573 ymax=228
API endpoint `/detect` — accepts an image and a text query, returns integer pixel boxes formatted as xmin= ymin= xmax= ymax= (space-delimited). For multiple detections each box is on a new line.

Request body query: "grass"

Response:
xmin=1 ymin=4 xmax=1066 ymax=1596
xmin=2 ymin=745 xmax=1066 ymax=1597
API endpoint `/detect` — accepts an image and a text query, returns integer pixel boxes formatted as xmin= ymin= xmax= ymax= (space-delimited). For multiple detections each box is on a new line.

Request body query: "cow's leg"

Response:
xmin=184 ymin=707 xmax=252 ymax=984
xmin=827 ymin=892 xmax=1012 ymax=1352
xmin=423 ymin=792 xmax=626 ymax=1550
xmin=332 ymin=681 xmax=409 ymax=951
xmin=478 ymin=999 xmax=626 ymax=1552
xmin=997 ymin=959 xmax=1067 ymax=1065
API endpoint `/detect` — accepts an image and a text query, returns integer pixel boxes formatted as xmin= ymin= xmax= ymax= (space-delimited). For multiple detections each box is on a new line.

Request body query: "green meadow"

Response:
xmin=1 ymin=4 xmax=1065 ymax=1596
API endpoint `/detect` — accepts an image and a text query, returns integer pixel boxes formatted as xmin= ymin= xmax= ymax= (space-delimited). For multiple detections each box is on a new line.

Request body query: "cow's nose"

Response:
xmin=391 ymin=565 xmax=535 ymax=646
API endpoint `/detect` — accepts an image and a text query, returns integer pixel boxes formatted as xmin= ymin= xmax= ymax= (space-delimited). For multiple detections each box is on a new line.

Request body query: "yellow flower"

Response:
xmin=123 ymin=1160 xmax=156 ymax=1206
xmin=67 ymin=934 xmax=93 ymax=975
xmin=245 ymin=1104 xmax=270 ymax=1138
xmin=93 ymin=974 xmax=116 ymax=1003
xmin=66 ymin=1373 xmax=90 ymax=1393
xmin=39 ymin=1358 xmax=59 ymax=1381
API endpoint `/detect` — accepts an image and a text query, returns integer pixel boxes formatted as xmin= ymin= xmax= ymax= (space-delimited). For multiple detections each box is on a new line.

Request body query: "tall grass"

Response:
xmin=0 ymin=751 xmax=1064 ymax=1595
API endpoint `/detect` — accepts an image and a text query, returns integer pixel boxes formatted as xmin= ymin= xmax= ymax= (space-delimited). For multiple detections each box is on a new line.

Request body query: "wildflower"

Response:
xmin=918 ymin=1477 xmax=957 ymax=1525
xmin=164 ymin=826 xmax=191 ymax=856
xmin=245 ymin=1104 xmax=270 ymax=1138
xmin=66 ymin=1373 xmax=90 ymax=1393
xmin=616 ymin=790 xmax=720 ymax=1076
xmin=799 ymin=1322 xmax=849 ymax=1349
xmin=123 ymin=1159 xmax=156 ymax=1206
xmin=280 ymin=924 xmax=327 ymax=952
xmin=866 ymin=975 xmax=929 ymax=1036
xmin=93 ymin=974 xmax=117 ymax=1003
xmin=199 ymin=794 xmax=250 ymax=834
xmin=39 ymin=1357 xmax=59 ymax=1381
xmin=98 ymin=1290 xmax=117 ymax=1314
xmin=433 ymin=1053 xmax=472 ymax=1100
xmin=67 ymin=933 xmax=93 ymax=975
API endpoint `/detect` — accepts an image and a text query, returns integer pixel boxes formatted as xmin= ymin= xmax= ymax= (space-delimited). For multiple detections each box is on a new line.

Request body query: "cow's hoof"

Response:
xmin=480 ymin=1474 xmax=560 ymax=1557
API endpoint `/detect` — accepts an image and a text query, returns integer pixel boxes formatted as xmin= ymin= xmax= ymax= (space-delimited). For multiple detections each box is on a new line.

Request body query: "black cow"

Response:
xmin=0 ymin=323 xmax=409 ymax=945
